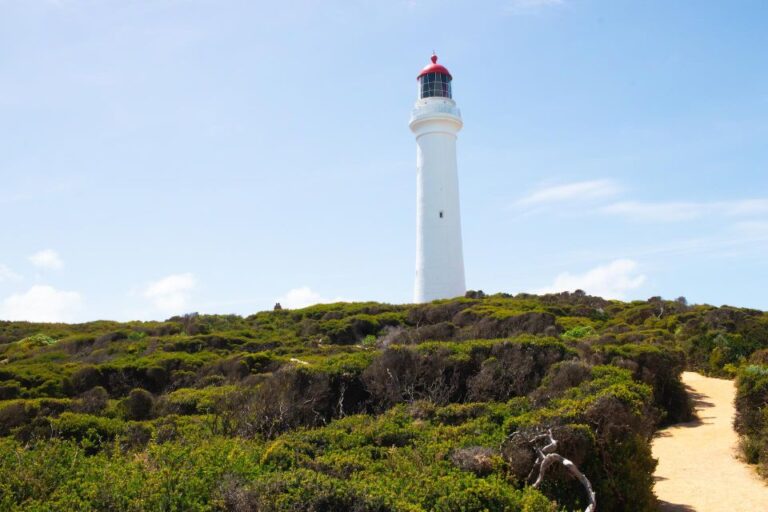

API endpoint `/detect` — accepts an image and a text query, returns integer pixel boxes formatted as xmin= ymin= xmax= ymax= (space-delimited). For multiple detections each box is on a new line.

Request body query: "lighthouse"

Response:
xmin=410 ymin=54 xmax=466 ymax=303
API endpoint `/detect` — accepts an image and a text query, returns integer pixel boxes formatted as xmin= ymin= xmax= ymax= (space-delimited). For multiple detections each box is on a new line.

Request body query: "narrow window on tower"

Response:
xmin=439 ymin=211 xmax=444 ymax=218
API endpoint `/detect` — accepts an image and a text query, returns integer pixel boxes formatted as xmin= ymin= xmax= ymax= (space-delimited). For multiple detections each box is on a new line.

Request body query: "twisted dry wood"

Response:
xmin=518 ymin=429 xmax=597 ymax=512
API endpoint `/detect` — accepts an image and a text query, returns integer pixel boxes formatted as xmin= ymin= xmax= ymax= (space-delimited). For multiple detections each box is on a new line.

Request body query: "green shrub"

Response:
xmin=74 ymin=386 xmax=109 ymax=414
xmin=17 ymin=334 xmax=57 ymax=348
xmin=432 ymin=477 xmax=554 ymax=512
xmin=0 ymin=380 xmax=22 ymax=400
xmin=156 ymin=386 xmax=234 ymax=416
xmin=593 ymin=343 xmax=692 ymax=424
xmin=735 ymin=364 xmax=768 ymax=437
xmin=3 ymin=294 xmax=756 ymax=509
xmin=0 ymin=402 xmax=33 ymax=436
xmin=562 ymin=325 xmax=596 ymax=340
xmin=51 ymin=412 xmax=125 ymax=449
xmin=220 ymin=469 xmax=393 ymax=511
xmin=120 ymin=388 xmax=155 ymax=421
xmin=467 ymin=341 xmax=569 ymax=402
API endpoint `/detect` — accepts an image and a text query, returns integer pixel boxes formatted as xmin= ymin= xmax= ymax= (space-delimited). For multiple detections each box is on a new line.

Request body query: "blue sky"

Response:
xmin=1 ymin=0 xmax=767 ymax=322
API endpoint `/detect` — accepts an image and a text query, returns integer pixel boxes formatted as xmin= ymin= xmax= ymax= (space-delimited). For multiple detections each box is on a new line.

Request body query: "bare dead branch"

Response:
xmin=509 ymin=428 xmax=597 ymax=512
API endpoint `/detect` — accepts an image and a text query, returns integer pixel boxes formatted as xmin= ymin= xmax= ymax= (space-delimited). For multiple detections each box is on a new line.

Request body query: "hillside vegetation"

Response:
xmin=0 ymin=291 xmax=766 ymax=511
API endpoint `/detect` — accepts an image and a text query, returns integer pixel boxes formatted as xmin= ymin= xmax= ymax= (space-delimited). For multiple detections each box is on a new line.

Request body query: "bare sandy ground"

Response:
xmin=652 ymin=371 xmax=768 ymax=511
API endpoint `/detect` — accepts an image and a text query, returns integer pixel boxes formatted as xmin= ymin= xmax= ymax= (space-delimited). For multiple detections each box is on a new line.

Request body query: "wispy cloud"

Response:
xmin=0 ymin=264 xmax=22 ymax=283
xmin=516 ymin=179 xmax=621 ymax=207
xmin=143 ymin=273 xmax=197 ymax=314
xmin=516 ymin=177 xmax=768 ymax=226
xmin=1 ymin=285 xmax=83 ymax=322
xmin=0 ymin=178 xmax=78 ymax=206
xmin=535 ymin=259 xmax=646 ymax=300
xmin=732 ymin=220 xmax=768 ymax=237
xmin=587 ymin=227 xmax=768 ymax=265
xmin=600 ymin=199 xmax=768 ymax=222
xmin=721 ymin=199 xmax=768 ymax=216
xmin=29 ymin=249 xmax=64 ymax=270
xmin=275 ymin=286 xmax=348 ymax=309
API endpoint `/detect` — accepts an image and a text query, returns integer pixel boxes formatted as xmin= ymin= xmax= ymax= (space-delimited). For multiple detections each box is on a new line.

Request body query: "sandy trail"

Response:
xmin=652 ymin=371 xmax=768 ymax=511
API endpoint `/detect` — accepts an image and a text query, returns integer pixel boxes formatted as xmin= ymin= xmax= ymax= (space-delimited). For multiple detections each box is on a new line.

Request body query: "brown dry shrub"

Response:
xmin=450 ymin=446 xmax=499 ymax=476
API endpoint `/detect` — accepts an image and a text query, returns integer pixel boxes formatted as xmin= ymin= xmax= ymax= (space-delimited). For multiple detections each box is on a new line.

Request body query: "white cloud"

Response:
xmin=721 ymin=199 xmax=768 ymax=216
xmin=275 ymin=286 xmax=348 ymax=309
xmin=0 ymin=264 xmax=22 ymax=283
xmin=515 ymin=177 xmax=768 ymax=224
xmin=1 ymin=285 xmax=83 ymax=322
xmin=29 ymin=249 xmax=64 ymax=270
xmin=733 ymin=220 xmax=768 ymax=237
xmin=144 ymin=273 xmax=197 ymax=313
xmin=535 ymin=259 xmax=646 ymax=300
xmin=516 ymin=179 xmax=620 ymax=207
xmin=599 ymin=201 xmax=705 ymax=222
xmin=600 ymin=199 xmax=768 ymax=222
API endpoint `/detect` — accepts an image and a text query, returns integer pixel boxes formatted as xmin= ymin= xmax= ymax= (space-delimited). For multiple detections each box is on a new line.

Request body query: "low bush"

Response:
xmin=0 ymin=380 xmax=21 ymax=400
xmin=592 ymin=343 xmax=692 ymax=424
xmin=120 ymin=388 xmax=155 ymax=421
xmin=467 ymin=340 xmax=569 ymax=402
xmin=51 ymin=412 xmax=125 ymax=448
xmin=74 ymin=386 xmax=109 ymax=414
xmin=222 ymin=367 xmax=334 ymax=439
xmin=3 ymin=293 xmax=761 ymax=509
xmin=735 ymin=364 xmax=768 ymax=474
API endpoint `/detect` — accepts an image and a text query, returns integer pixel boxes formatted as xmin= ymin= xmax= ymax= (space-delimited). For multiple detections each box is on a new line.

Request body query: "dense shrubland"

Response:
xmin=735 ymin=363 xmax=768 ymax=476
xmin=0 ymin=291 xmax=766 ymax=510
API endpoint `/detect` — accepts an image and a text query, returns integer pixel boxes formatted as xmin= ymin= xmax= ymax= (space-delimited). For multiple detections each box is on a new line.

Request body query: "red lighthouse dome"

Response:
xmin=417 ymin=54 xmax=453 ymax=99
xmin=417 ymin=54 xmax=452 ymax=80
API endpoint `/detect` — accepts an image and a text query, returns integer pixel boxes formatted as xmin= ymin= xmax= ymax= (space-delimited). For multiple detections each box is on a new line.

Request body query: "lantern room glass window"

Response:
xmin=419 ymin=72 xmax=452 ymax=99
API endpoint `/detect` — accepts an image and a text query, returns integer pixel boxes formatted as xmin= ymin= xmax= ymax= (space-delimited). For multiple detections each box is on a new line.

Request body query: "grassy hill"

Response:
xmin=0 ymin=291 xmax=767 ymax=511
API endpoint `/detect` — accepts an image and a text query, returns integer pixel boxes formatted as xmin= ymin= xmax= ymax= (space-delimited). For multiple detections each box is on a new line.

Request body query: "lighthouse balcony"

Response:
xmin=410 ymin=98 xmax=462 ymax=124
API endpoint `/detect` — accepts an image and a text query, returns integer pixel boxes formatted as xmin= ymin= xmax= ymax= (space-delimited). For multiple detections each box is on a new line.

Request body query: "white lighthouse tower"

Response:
xmin=410 ymin=54 xmax=466 ymax=303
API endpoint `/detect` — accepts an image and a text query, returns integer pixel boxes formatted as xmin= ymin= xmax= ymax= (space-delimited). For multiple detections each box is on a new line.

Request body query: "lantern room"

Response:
xmin=417 ymin=54 xmax=452 ymax=99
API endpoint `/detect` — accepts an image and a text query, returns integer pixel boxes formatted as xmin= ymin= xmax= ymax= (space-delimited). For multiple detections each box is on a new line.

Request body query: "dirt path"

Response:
xmin=652 ymin=371 xmax=768 ymax=511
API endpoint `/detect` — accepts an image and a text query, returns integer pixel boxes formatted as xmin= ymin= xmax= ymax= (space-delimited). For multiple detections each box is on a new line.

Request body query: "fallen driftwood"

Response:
xmin=508 ymin=428 xmax=597 ymax=512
